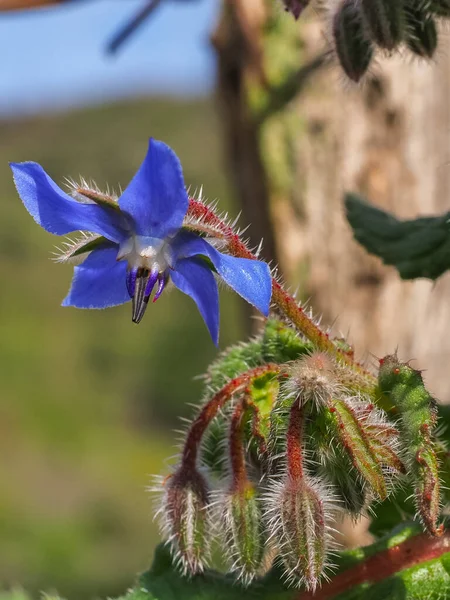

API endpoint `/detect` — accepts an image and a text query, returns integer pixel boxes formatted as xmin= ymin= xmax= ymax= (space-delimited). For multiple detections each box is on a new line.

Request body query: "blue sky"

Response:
xmin=0 ymin=0 xmax=218 ymax=115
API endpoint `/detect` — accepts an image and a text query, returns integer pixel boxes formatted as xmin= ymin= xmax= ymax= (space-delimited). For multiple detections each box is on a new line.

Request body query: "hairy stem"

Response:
xmin=297 ymin=528 xmax=450 ymax=600
xmin=287 ymin=399 xmax=305 ymax=481
xmin=181 ymin=364 xmax=283 ymax=472
xmin=229 ymin=398 xmax=248 ymax=491
xmin=187 ymin=199 xmax=376 ymax=392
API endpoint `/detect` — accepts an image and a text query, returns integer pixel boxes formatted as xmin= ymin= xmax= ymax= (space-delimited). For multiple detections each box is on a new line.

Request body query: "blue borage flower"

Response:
xmin=10 ymin=139 xmax=272 ymax=345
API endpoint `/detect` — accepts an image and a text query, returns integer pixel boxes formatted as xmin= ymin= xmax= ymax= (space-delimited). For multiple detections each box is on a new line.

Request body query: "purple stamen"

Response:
xmin=153 ymin=273 xmax=167 ymax=303
xmin=126 ymin=267 xmax=138 ymax=298
xmin=145 ymin=270 xmax=159 ymax=298
xmin=132 ymin=268 xmax=159 ymax=324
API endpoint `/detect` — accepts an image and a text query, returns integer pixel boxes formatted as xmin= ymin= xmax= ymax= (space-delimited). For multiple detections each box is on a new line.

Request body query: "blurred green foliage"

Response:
xmin=0 ymin=97 xmax=246 ymax=599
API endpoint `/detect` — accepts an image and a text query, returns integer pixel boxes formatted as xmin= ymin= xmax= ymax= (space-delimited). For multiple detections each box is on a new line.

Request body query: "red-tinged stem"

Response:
xmin=297 ymin=529 xmax=450 ymax=600
xmin=229 ymin=398 xmax=248 ymax=492
xmin=187 ymin=199 xmax=376 ymax=391
xmin=287 ymin=400 xmax=304 ymax=481
xmin=181 ymin=364 xmax=283 ymax=472
xmin=245 ymin=396 xmax=267 ymax=456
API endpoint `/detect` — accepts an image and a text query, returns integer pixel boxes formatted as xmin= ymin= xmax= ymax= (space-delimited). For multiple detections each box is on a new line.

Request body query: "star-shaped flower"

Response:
xmin=10 ymin=139 xmax=272 ymax=345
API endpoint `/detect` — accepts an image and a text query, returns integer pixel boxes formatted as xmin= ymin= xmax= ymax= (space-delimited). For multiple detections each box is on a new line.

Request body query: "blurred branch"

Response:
xmin=256 ymin=52 xmax=327 ymax=124
xmin=106 ymin=0 xmax=164 ymax=55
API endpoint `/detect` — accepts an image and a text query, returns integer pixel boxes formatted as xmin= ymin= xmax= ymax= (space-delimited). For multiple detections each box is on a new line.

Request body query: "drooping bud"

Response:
xmin=429 ymin=0 xmax=450 ymax=17
xmin=328 ymin=398 xmax=388 ymax=500
xmin=378 ymin=354 xmax=442 ymax=535
xmin=220 ymin=484 xmax=266 ymax=585
xmin=285 ymin=352 xmax=338 ymax=408
xmin=415 ymin=444 xmax=442 ymax=536
xmin=266 ymin=477 xmax=331 ymax=590
xmin=266 ymin=400 xmax=332 ymax=589
xmin=333 ymin=0 xmax=374 ymax=82
xmin=405 ymin=7 xmax=438 ymax=58
xmin=161 ymin=467 xmax=212 ymax=574
xmin=364 ymin=421 xmax=405 ymax=475
xmin=361 ymin=0 xmax=405 ymax=50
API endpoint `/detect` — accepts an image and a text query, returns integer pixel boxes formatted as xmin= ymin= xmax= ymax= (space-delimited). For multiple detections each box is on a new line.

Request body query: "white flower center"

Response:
xmin=117 ymin=235 xmax=173 ymax=273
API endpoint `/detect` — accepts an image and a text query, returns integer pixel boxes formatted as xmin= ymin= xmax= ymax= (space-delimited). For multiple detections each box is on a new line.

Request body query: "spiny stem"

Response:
xmin=297 ymin=528 xmax=450 ymax=600
xmin=187 ymin=199 xmax=376 ymax=391
xmin=181 ymin=364 xmax=283 ymax=472
xmin=229 ymin=399 xmax=248 ymax=491
xmin=244 ymin=394 xmax=267 ymax=456
xmin=287 ymin=399 xmax=305 ymax=481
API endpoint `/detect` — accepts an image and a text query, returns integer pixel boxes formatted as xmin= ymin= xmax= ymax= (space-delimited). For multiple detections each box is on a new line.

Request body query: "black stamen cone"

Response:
xmin=132 ymin=268 xmax=158 ymax=324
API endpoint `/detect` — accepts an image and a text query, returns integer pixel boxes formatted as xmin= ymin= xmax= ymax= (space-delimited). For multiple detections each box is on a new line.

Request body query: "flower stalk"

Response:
xmin=187 ymin=198 xmax=377 ymax=393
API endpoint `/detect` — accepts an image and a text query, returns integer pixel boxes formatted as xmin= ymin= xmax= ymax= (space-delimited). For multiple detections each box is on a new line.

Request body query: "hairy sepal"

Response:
xmin=333 ymin=0 xmax=374 ymax=82
xmin=219 ymin=484 xmax=266 ymax=585
xmin=266 ymin=476 xmax=333 ymax=591
xmin=361 ymin=0 xmax=405 ymax=50
xmin=378 ymin=354 xmax=442 ymax=535
xmin=161 ymin=468 xmax=212 ymax=575
xmin=329 ymin=398 xmax=388 ymax=500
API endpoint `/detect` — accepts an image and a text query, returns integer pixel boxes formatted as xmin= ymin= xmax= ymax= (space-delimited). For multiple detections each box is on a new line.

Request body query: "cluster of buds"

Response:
xmin=283 ymin=0 xmax=447 ymax=82
xmin=331 ymin=0 xmax=443 ymax=81
xmin=153 ymin=318 xmax=443 ymax=590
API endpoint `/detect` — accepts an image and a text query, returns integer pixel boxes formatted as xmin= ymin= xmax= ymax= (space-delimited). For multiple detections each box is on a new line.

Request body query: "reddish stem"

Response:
xmin=181 ymin=364 xmax=282 ymax=472
xmin=229 ymin=398 xmax=248 ymax=491
xmin=297 ymin=529 xmax=450 ymax=600
xmin=187 ymin=199 xmax=375 ymax=391
xmin=286 ymin=400 xmax=304 ymax=481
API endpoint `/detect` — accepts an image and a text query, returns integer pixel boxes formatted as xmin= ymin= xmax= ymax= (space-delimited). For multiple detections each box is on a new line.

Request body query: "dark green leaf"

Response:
xmin=345 ymin=193 xmax=450 ymax=280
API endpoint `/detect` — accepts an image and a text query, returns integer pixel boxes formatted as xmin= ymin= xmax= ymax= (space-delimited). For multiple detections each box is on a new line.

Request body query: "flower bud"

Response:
xmin=329 ymin=399 xmax=388 ymax=499
xmin=162 ymin=468 xmax=211 ymax=574
xmin=220 ymin=485 xmax=266 ymax=585
xmin=361 ymin=0 xmax=405 ymax=50
xmin=429 ymin=0 xmax=450 ymax=17
xmin=378 ymin=354 xmax=442 ymax=535
xmin=333 ymin=0 xmax=374 ymax=82
xmin=267 ymin=477 xmax=331 ymax=590
xmin=405 ymin=7 xmax=438 ymax=58
xmin=415 ymin=445 xmax=443 ymax=536
xmin=285 ymin=352 xmax=338 ymax=408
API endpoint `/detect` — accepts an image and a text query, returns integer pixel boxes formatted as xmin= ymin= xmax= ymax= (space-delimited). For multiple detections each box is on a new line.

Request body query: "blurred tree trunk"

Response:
xmin=213 ymin=2 xmax=450 ymax=404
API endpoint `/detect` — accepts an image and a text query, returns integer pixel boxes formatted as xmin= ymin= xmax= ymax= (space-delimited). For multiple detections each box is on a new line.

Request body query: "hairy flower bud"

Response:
xmin=378 ymin=354 xmax=442 ymax=535
xmin=220 ymin=484 xmax=266 ymax=585
xmin=333 ymin=0 xmax=374 ymax=82
xmin=285 ymin=352 xmax=338 ymax=408
xmin=266 ymin=477 xmax=332 ymax=590
xmin=329 ymin=398 xmax=388 ymax=499
xmin=405 ymin=7 xmax=438 ymax=58
xmin=429 ymin=0 xmax=450 ymax=16
xmin=361 ymin=0 xmax=405 ymax=50
xmin=160 ymin=468 xmax=212 ymax=574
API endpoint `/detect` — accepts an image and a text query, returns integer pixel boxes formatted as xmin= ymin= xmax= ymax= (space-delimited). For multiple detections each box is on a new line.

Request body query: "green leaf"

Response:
xmin=124 ymin=523 xmax=450 ymax=600
xmin=345 ymin=193 xmax=450 ymax=280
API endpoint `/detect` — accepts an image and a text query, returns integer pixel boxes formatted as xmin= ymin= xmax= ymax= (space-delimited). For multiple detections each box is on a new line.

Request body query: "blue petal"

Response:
xmin=118 ymin=139 xmax=188 ymax=238
xmin=62 ymin=245 xmax=130 ymax=309
xmin=10 ymin=162 xmax=128 ymax=243
xmin=172 ymin=233 xmax=272 ymax=316
xmin=171 ymin=257 xmax=220 ymax=346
